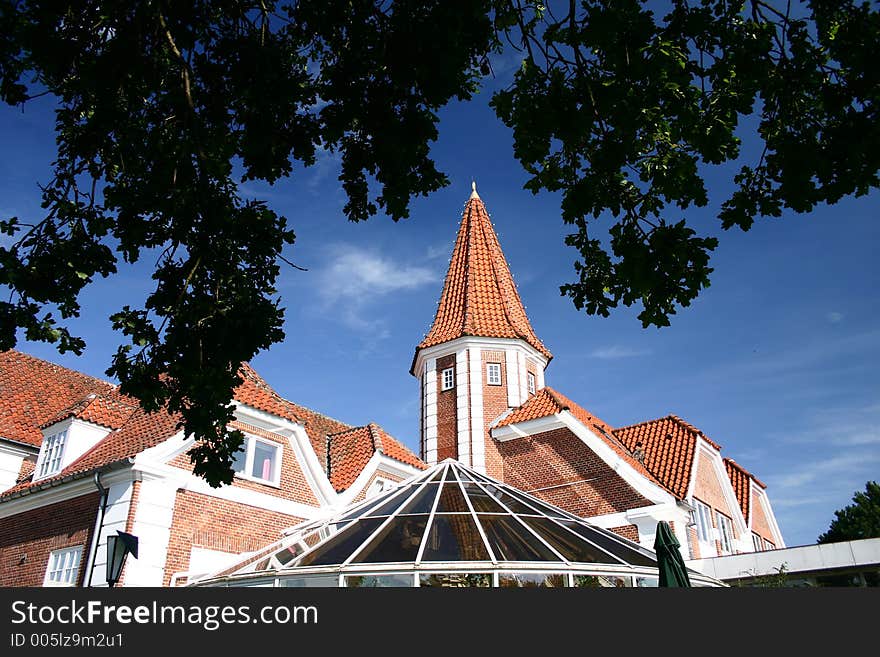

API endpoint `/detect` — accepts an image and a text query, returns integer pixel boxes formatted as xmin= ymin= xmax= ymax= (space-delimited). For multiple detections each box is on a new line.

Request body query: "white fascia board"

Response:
xmin=694 ymin=440 xmax=750 ymax=538
xmin=231 ymin=402 xmax=300 ymax=437
xmin=491 ymin=415 xmax=566 ymax=441
xmin=134 ymin=431 xmax=191 ymax=467
xmin=558 ymin=411 xmax=676 ymax=505
xmin=287 ymin=424 xmax=337 ymax=506
xmin=133 ymin=460 xmax=322 ymax=520
xmin=0 ymin=463 xmax=136 ymax=519
xmin=413 ymin=337 xmax=549 ymax=379
xmin=0 ymin=439 xmax=39 ymax=458
xmin=752 ymin=482 xmax=786 ymax=548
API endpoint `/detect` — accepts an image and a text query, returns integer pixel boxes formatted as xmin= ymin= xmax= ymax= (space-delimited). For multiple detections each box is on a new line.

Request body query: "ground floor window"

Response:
xmin=44 ymin=546 xmax=82 ymax=586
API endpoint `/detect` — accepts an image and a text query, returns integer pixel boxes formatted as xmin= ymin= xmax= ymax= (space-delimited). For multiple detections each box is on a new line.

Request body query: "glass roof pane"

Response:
xmin=297 ymin=518 xmax=385 ymax=567
xmin=500 ymin=488 xmax=569 ymax=519
xmin=351 ymin=516 xmax=429 ymax=564
xmin=273 ymin=543 xmax=305 ymax=566
xmin=469 ymin=482 xmax=539 ymax=514
xmin=460 ymin=483 xmax=507 ymax=513
xmin=477 ymin=515 xmax=562 ymax=562
xmin=434 ymin=481 xmax=469 ymax=513
xmin=337 ymin=491 xmax=402 ymax=522
xmin=362 ymin=486 xmax=420 ymax=518
xmin=454 ymin=466 xmax=473 ymax=482
xmin=421 ymin=514 xmax=491 ymax=562
xmin=558 ymin=520 xmax=657 ymax=567
xmin=519 ymin=517 xmax=624 ymax=565
xmin=398 ymin=484 xmax=441 ymax=515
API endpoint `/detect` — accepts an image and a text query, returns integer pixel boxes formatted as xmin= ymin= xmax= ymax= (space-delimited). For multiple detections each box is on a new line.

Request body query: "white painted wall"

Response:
xmin=123 ymin=479 xmax=178 ymax=587
xmin=85 ymin=480 xmax=134 ymax=587
xmin=468 ymin=348 xmax=485 ymax=473
xmin=0 ymin=448 xmax=28 ymax=492
xmin=455 ymin=349 xmax=470 ymax=467
xmin=423 ymin=359 xmax=438 ymax=464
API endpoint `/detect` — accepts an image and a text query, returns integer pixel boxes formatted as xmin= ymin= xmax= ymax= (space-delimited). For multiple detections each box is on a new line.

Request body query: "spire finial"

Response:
xmin=469 ymin=180 xmax=480 ymax=200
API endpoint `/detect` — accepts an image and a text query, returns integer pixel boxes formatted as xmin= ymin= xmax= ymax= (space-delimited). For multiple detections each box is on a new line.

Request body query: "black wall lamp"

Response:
xmin=106 ymin=531 xmax=138 ymax=588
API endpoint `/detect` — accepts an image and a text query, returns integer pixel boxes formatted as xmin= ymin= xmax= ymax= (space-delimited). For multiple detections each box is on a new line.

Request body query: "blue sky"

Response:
xmin=2 ymin=57 xmax=878 ymax=549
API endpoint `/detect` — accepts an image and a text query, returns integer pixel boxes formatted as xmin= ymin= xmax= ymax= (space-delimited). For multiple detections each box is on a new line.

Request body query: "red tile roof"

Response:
xmin=724 ymin=457 xmax=766 ymax=522
xmin=41 ymin=393 xmax=138 ymax=431
xmin=326 ymin=423 xmax=426 ymax=492
xmin=413 ymin=192 xmax=551 ymax=372
xmin=1 ymin=349 xmax=418 ymax=499
xmin=0 ymin=350 xmax=117 ymax=447
xmin=493 ymin=387 xmax=661 ymax=488
xmin=613 ymin=415 xmax=705 ymax=499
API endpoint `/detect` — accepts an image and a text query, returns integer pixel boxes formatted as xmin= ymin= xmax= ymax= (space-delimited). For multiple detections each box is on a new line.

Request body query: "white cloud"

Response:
xmin=827 ymin=311 xmax=844 ymax=323
xmin=315 ymin=244 xmax=439 ymax=336
xmin=589 ymin=345 xmax=651 ymax=360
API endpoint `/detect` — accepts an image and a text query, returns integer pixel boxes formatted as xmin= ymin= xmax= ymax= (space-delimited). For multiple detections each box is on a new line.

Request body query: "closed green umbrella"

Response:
xmin=653 ymin=521 xmax=691 ymax=588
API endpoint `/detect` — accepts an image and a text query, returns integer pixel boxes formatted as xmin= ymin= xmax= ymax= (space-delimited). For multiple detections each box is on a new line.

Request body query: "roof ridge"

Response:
xmin=368 ymin=423 xmax=384 ymax=454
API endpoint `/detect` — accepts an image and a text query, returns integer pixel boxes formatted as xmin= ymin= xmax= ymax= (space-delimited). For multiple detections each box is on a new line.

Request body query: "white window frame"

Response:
xmin=716 ymin=511 xmax=734 ymax=554
xmin=441 ymin=367 xmax=455 ymax=391
xmin=35 ymin=429 xmax=68 ymax=480
xmin=232 ymin=434 xmax=282 ymax=486
xmin=693 ymin=499 xmax=713 ymax=545
xmin=486 ymin=363 xmax=502 ymax=386
xmin=752 ymin=533 xmax=764 ymax=552
xmin=527 ymin=372 xmax=536 ymax=395
xmin=43 ymin=546 xmax=83 ymax=587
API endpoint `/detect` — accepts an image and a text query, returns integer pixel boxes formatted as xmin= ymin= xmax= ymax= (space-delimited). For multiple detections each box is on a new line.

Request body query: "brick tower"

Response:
xmin=411 ymin=184 xmax=552 ymax=478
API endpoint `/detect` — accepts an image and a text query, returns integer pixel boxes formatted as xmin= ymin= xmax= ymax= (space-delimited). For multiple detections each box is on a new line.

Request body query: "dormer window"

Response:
xmin=527 ymin=372 xmax=536 ymax=395
xmin=486 ymin=363 xmax=502 ymax=386
xmin=35 ymin=430 xmax=68 ymax=479
xmin=232 ymin=434 xmax=281 ymax=486
xmin=441 ymin=367 xmax=455 ymax=391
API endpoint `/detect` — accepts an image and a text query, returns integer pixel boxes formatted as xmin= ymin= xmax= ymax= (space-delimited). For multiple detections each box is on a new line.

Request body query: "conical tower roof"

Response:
xmin=413 ymin=186 xmax=552 ymax=371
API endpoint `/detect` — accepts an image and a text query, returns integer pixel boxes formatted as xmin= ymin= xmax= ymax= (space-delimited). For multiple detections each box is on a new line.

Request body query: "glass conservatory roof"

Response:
xmin=194 ymin=459 xmax=718 ymax=587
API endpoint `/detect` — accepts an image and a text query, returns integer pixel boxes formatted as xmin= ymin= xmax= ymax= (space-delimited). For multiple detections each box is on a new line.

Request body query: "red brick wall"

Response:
xmin=608 ymin=524 xmax=639 ymax=542
xmin=163 ymin=490 xmax=304 ymax=586
xmin=0 ymin=492 xmax=100 ymax=586
xmin=168 ymin=422 xmax=319 ymax=506
xmin=499 ymin=428 xmax=651 ymax=517
xmin=686 ymin=524 xmax=700 ymax=559
xmin=481 ymin=350 xmax=508 ymax=480
xmin=693 ymin=450 xmax=741 ymax=555
xmin=435 ymin=354 xmax=458 ymax=462
xmin=750 ymin=488 xmax=775 ymax=545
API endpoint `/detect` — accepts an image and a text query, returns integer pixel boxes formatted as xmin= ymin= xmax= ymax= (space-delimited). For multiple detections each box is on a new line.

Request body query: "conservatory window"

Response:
xmin=232 ymin=435 xmax=281 ymax=485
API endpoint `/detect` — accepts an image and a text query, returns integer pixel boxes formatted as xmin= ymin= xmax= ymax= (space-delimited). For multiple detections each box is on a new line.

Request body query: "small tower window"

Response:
xmin=486 ymin=363 xmax=502 ymax=386
xmin=527 ymin=372 xmax=536 ymax=395
xmin=441 ymin=367 xmax=455 ymax=391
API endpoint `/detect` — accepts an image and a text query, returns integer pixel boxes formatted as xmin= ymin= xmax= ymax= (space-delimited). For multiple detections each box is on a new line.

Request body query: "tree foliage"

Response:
xmin=1 ymin=1 xmax=877 ymax=485
xmin=818 ymin=481 xmax=880 ymax=544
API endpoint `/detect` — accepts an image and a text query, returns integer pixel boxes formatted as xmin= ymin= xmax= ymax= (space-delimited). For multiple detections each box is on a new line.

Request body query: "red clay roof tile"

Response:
xmin=326 ymin=423 xmax=426 ymax=492
xmin=614 ymin=416 xmax=704 ymax=500
xmin=0 ymin=350 xmax=117 ymax=447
